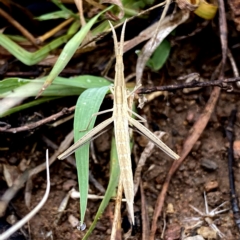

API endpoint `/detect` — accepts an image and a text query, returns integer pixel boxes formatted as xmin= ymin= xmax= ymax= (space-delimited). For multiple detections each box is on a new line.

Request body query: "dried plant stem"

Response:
xmin=0 ymin=150 xmax=50 ymax=240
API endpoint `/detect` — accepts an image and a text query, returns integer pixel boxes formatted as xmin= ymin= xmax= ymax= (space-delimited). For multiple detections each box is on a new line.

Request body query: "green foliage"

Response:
xmin=0 ymin=33 xmax=74 ymax=66
xmin=146 ymin=39 xmax=171 ymax=71
xmin=35 ymin=10 xmax=73 ymax=20
xmin=83 ymin=135 xmax=120 ymax=239
xmin=0 ymin=0 xmax=166 ymax=236
xmin=41 ymin=6 xmax=112 ymax=91
xmin=73 ymin=86 xmax=110 ymax=224
xmin=0 ymin=76 xmax=111 ymax=117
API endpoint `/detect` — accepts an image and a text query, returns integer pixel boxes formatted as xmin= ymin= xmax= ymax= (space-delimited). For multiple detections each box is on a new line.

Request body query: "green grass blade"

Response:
xmin=51 ymin=0 xmax=77 ymax=18
xmin=0 ymin=76 xmax=111 ymax=117
xmin=82 ymin=135 xmax=120 ymax=239
xmin=53 ymin=75 xmax=110 ymax=88
xmin=0 ymin=76 xmax=111 ymax=97
xmin=74 ymin=86 xmax=110 ymax=224
xmin=35 ymin=10 xmax=73 ymax=21
xmin=0 ymin=33 xmax=74 ymax=66
xmin=0 ymin=97 xmax=60 ymax=118
xmin=40 ymin=6 xmax=112 ymax=93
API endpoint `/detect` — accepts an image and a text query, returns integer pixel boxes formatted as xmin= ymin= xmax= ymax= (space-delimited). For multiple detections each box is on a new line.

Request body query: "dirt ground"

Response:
xmin=1 ymin=8 xmax=240 ymax=240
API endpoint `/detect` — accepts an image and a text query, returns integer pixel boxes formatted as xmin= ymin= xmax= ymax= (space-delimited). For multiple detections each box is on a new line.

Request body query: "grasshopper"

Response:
xmin=58 ymin=20 xmax=179 ymax=224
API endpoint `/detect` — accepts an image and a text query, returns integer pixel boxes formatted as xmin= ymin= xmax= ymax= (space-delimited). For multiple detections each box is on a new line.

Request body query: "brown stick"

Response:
xmin=140 ymin=181 xmax=150 ymax=240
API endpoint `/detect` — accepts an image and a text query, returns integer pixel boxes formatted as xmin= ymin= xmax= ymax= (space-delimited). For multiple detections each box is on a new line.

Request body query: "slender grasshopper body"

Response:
xmin=58 ymin=20 xmax=179 ymax=224
xmin=111 ymin=22 xmax=134 ymax=221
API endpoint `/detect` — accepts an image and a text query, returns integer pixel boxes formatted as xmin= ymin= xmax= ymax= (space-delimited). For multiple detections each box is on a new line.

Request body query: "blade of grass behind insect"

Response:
xmin=82 ymin=134 xmax=120 ymax=239
xmin=39 ymin=6 xmax=112 ymax=96
xmin=0 ymin=76 xmax=111 ymax=117
xmin=0 ymin=97 xmax=60 ymax=118
xmin=74 ymin=86 xmax=110 ymax=224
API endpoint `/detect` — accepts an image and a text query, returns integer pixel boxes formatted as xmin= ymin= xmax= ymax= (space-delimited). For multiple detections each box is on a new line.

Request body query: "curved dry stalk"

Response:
xmin=0 ymin=150 xmax=50 ymax=240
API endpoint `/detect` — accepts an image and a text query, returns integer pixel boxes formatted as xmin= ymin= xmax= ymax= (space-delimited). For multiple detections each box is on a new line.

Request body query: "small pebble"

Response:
xmin=206 ymin=191 xmax=222 ymax=207
xmin=175 ymin=105 xmax=184 ymax=112
xmin=204 ymin=180 xmax=219 ymax=192
xmin=8 ymin=156 xmax=18 ymax=164
xmin=233 ymin=140 xmax=240 ymax=159
xmin=18 ymin=159 xmax=28 ymax=172
xmin=197 ymin=226 xmax=217 ymax=239
xmin=68 ymin=214 xmax=79 ymax=228
xmin=193 ymin=177 xmax=205 ymax=185
xmin=166 ymin=203 xmax=175 ymax=214
xmin=174 ymin=98 xmax=183 ymax=104
xmin=186 ymin=111 xmax=195 ymax=123
xmin=187 ymin=161 xmax=196 ymax=170
xmin=200 ymin=159 xmax=218 ymax=171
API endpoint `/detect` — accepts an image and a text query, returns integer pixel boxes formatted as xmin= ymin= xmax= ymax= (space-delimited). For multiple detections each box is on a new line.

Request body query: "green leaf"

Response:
xmin=146 ymin=39 xmax=171 ymax=71
xmin=74 ymin=86 xmax=110 ymax=224
xmin=83 ymin=135 xmax=120 ymax=239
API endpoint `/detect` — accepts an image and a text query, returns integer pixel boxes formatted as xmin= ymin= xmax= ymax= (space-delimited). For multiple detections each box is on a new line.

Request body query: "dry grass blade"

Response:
xmin=136 ymin=11 xmax=189 ymax=84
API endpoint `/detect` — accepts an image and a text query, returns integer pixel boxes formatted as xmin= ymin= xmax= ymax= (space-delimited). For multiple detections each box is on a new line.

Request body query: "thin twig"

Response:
xmin=218 ymin=0 xmax=228 ymax=78
xmin=174 ymin=20 xmax=210 ymax=41
xmin=110 ymin=175 xmax=123 ymax=240
xmin=0 ymin=131 xmax=73 ymax=216
xmin=225 ymin=109 xmax=240 ymax=231
xmin=227 ymin=49 xmax=240 ymax=88
xmin=227 ymin=49 xmax=239 ymax=78
xmin=138 ymin=77 xmax=240 ymax=94
xmin=0 ymin=150 xmax=50 ymax=240
xmin=0 ymin=8 xmax=38 ymax=48
xmin=134 ymin=131 xmax=165 ymax=196
xmin=30 ymin=131 xmax=74 ymax=177
xmin=42 ymin=135 xmax=106 ymax=193
xmin=0 ymin=106 xmax=75 ymax=133
xmin=140 ymin=181 xmax=150 ymax=240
